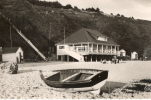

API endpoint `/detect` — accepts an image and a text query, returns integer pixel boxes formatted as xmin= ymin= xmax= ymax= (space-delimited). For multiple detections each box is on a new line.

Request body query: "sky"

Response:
xmin=41 ymin=0 xmax=151 ymax=21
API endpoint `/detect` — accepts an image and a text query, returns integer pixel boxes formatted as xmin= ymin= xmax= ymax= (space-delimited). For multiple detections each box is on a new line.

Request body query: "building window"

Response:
xmin=78 ymin=47 xmax=85 ymax=52
xmin=97 ymin=36 xmax=108 ymax=41
xmin=59 ymin=46 xmax=65 ymax=49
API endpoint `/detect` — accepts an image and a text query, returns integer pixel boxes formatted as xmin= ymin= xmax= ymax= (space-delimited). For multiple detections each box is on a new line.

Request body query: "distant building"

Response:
xmin=56 ymin=28 xmax=120 ymax=62
xmin=119 ymin=49 xmax=126 ymax=57
xmin=131 ymin=51 xmax=138 ymax=60
xmin=2 ymin=47 xmax=24 ymax=63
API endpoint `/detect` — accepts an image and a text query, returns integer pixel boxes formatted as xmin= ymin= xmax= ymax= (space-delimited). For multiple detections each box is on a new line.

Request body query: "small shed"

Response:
xmin=119 ymin=49 xmax=126 ymax=57
xmin=131 ymin=51 xmax=138 ymax=60
xmin=2 ymin=47 xmax=24 ymax=63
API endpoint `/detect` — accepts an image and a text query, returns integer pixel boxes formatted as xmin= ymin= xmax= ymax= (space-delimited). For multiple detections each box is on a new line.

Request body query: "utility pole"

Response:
xmin=64 ymin=27 xmax=66 ymax=44
xmin=49 ymin=22 xmax=51 ymax=45
xmin=9 ymin=21 xmax=12 ymax=48
xmin=48 ymin=22 xmax=51 ymax=57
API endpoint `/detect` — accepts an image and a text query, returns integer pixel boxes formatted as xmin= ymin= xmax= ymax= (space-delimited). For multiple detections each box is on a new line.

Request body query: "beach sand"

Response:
xmin=0 ymin=61 xmax=151 ymax=99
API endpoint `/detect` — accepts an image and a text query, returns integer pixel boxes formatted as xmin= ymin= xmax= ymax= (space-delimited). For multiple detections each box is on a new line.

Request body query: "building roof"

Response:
xmin=58 ymin=28 xmax=119 ymax=45
xmin=2 ymin=47 xmax=20 ymax=54
xmin=120 ymin=49 xmax=126 ymax=52
xmin=131 ymin=51 xmax=138 ymax=54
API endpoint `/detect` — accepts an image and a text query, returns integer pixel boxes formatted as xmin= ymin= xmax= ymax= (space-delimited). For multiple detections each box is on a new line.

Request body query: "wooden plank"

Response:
xmin=61 ymin=72 xmax=81 ymax=82
xmin=85 ymin=72 xmax=101 ymax=80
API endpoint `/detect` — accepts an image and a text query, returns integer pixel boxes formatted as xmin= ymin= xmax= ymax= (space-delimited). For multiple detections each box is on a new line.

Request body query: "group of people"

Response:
xmin=101 ymin=56 xmax=120 ymax=64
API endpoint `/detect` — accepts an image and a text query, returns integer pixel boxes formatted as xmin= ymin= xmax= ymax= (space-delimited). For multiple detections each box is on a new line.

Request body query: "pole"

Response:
xmin=49 ymin=23 xmax=51 ymax=45
xmin=64 ymin=27 xmax=65 ymax=44
xmin=9 ymin=23 xmax=12 ymax=48
xmin=1 ymin=12 xmax=47 ymax=61
xmin=48 ymin=23 xmax=51 ymax=56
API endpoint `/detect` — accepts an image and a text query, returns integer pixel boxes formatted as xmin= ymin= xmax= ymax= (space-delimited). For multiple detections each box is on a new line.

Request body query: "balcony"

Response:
xmin=65 ymin=44 xmax=118 ymax=56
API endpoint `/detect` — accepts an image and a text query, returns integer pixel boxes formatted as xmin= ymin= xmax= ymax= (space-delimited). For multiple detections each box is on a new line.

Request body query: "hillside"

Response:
xmin=0 ymin=0 xmax=151 ymax=60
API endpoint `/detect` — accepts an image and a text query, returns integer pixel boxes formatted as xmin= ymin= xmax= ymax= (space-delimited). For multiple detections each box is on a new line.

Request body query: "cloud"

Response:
xmin=134 ymin=0 xmax=151 ymax=6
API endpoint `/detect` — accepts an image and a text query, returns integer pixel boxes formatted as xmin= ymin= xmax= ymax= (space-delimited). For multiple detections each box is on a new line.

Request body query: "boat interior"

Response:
xmin=46 ymin=69 xmax=103 ymax=82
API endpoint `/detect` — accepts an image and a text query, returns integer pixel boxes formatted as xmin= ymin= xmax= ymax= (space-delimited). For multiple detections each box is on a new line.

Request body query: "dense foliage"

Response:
xmin=27 ymin=0 xmax=63 ymax=8
xmin=85 ymin=7 xmax=101 ymax=13
xmin=0 ymin=0 xmax=151 ymax=60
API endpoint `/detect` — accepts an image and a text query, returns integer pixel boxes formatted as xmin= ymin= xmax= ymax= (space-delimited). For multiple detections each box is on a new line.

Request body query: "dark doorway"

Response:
xmin=16 ymin=57 xmax=19 ymax=63
xmin=19 ymin=52 xmax=22 ymax=63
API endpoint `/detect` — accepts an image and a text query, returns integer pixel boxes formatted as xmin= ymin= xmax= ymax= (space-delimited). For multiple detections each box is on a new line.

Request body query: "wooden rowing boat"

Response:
xmin=40 ymin=69 xmax=108 ymax=93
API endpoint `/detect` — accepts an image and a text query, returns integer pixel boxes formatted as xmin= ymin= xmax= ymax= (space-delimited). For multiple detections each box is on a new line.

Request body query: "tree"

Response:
xmin=0 ymin=4 xmax=3 ymax=9
xmin=85 ymin=7 xmax=102 ymax=13
xmin=27 ymin=0 xmax=63 ymax=8
xmin=120 ymin=15 xmax=125 ymax=18
xmin=64 ymin=4 xmax=73 ymax=9
xmin=85 ymin=7 xmax=96 ymax=12
xmin=115 ymin=13 xmax=121 ymax=17
xmin=96 ymin=8 xmax=100 ymax=13
xmin=73 ymin=6 xmax=80 ymax=11
xmin=144 ymin=45 xmax=151 ymax=60
xmin=110 ymin=13 xmax=114 ymax=16
xmin=51 ymin=1 xmax=63 ymax=8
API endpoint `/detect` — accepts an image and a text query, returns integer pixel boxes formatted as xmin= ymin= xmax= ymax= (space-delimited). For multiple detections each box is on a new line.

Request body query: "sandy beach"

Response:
xmin=0 ymin=61 xmax=151 ymax=99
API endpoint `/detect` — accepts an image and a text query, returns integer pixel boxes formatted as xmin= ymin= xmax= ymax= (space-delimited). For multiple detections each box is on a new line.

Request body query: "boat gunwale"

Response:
xmin=40 ymin=69 xmax=108 ymax=89
xmin=52 ymin=69 xmax=108 ymax=74
xmin=52 ymin=68 xmax=108 ymax=72
xmin=45 ymin=69 xmax=108 ymax=83
xmin=45 ymin=79 xmax=92 ymax=84
xmin=42 ymin=70 xmax=108 ymax=83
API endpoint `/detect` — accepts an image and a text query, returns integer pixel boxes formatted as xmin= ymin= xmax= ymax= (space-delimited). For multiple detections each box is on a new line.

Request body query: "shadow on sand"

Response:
xmin=101 ymin=81 xmax=126 ymax=93
xmin=18 ymin=69 xmax=37 ymax=74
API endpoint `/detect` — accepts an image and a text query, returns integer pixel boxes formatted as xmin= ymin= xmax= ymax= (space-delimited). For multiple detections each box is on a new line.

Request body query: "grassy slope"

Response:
xmin=0 ymin=0 xmax=151 ymax=59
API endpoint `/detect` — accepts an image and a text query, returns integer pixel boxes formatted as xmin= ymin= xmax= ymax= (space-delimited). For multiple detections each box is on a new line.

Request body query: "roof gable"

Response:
xmin=2 ymin=47 xmax=20 ymax=54
xmin=58 ymin=28 xmax=118 ymax=45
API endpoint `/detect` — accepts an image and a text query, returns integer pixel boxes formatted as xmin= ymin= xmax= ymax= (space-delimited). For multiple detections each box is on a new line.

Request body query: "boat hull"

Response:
xmin=51 ymin=79 xmax=107 ymax=93
xmin=40 ymin=69 xmax=108 ymax=92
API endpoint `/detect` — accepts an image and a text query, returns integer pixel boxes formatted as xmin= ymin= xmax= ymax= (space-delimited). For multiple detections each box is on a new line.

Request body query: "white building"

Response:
xmin=119 ymin=49 xmax=126 ymax=57
xmin=131 ymin=51 xmax=138 ymax=60
xmin=2 ymin=47 xmax=24 ymax=63
xmin=56 ymin=28 xmax=120 ymax=62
